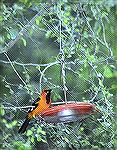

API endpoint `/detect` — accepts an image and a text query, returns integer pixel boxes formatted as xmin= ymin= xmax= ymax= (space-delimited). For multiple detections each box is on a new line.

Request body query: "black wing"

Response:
xmin=28 ymin=97 xmax=40 ymax=113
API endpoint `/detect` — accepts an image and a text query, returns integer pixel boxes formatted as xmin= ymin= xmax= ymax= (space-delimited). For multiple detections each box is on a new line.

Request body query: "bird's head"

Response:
xmin=41 ymin=89 xmax=52 ymax=104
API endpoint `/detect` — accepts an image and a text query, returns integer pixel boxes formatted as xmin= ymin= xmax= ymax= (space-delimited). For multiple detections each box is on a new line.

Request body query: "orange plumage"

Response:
xmin=18 ymin=89 xmax=52 ymax=133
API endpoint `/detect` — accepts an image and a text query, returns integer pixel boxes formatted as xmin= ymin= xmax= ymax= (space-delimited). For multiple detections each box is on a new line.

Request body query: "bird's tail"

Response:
xmin=18 ymin=117 xmax=31 ymax=133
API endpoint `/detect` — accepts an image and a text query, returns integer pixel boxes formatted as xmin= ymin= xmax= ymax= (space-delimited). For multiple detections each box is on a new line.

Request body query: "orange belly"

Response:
xmin=28 ymin=104 xmax=50 ymax=119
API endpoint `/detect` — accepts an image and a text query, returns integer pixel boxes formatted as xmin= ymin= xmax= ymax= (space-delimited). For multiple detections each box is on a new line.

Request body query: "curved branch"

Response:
xmin=39 ymin=61 xmax=60 ymax=92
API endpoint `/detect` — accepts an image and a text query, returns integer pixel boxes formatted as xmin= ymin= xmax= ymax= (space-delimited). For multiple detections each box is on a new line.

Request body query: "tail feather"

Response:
xmin=18 ymin=117 xmax=31 ymax=133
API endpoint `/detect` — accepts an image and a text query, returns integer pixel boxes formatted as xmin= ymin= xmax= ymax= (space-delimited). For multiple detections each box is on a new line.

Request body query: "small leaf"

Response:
xmin=19 ymin=0 xmax=28 ymax=4
xmin=7 ymin=33 xmax=11 ymax=39
xmin=0 ymin=105 xmax=5 ymax=116
xmin=3 ymin=119 xmax=7 ymax=124
xmin=37 ymin=127 xmax=46 ymax=135
xmin=99 ymin=79 xmax=104 ymax=87
xmin=80 ymin=127 xmax=84 ymax=132
xmin=6 ymin=123 xmax=12 ymax=129
xmin=21 ymin=38 xmax=27 ymax=46
xmin=31 ymin=137 xmax=34 ymax=143
xmin=35 ymin=16 xmax=42 ymax=25
xmin=103 ymin=66 xmax=113 ymax=78
xmin=27 ymin=130 xmax=33 ymax=136
xmin=88 ymin=55 xmax=95 ymax=62
xmin=0 ymin=16 xmax=3 ymax=22
xmin=37 ymin=135 xmax=42 ymax=142
xmin=11 ymin=120 xmax=17 ymax=126
xmin=63 ymin=18 xmax=68 ymax=24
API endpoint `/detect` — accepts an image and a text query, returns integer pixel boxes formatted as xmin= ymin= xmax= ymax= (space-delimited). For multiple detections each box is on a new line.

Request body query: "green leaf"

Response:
xmin=0 ymin=105 xmax=5 ymax=116
xmin=37 ymin=135 xmax=42 ymax=142
xmin=31 ymin=137 xmax=34 ymax=143
xmin=63 ymin=18 xmax=68 ymax=24
xmin=103 ymin=66 xmax=113 ymax=78
xmin=7 ymin=33 xmax=11 ymax=39
xmin=19 ymin=0 xmax=28 ymax=4
xmin=27 ymin=130 xmax=33 ymax=136
xmin=80 ymin=127 xmax=84 ymax=132
xmin=21 ymin=38 xmax=27 ymax=46
xmin=6 ymin=123 xmax=12 ymax=129
xmin=0 ymin=16 xmax=3 ymax=22
xmin=2 ymin=119 xmax=7 ymax=124
xmin=11 ymin=120 xmax=17 ymax=126
xmin=88 ymin=55 xmax=95 ymax=62
xmin=99 ymin=79 xmax=104 ymax=87
xmin=35 ymin=16 xmax=42 ymax=25
xmin=37 ymin=127 xmax=46 ymax=135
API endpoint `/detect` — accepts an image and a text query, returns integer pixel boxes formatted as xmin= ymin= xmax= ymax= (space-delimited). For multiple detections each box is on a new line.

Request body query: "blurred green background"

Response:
xmin=0 ymin=0 xmax=117 ymax=150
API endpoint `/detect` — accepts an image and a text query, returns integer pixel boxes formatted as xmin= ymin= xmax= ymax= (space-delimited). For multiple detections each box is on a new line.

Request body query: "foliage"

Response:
xmin=0 ymin=0 xmax=117 ymax=150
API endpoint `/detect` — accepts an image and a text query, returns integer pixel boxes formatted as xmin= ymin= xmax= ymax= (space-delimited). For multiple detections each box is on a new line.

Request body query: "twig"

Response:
xmin=2 ymin=101 xmax=77 ymax=110
xmin=3 ymin=106 xmax=35 ymax=110
xmin=39 ymin=61 xmax=60 ymax=92
xmin=0 ymin=5 xmax=51 ymax=54
xmin=89 ymin=87 xmax=100 ymax=102
xmin=4 ymin=53 xmax=27 ymax=86
xmin=59 ymin=4 xmax=67 ymax=103
xmin=52 ymin=101 xmax=76 ymax=105
xmin=96 ymin=5 xmax=113 ymax=56
xmin=0 ymin=60 xmax=77 ymax=66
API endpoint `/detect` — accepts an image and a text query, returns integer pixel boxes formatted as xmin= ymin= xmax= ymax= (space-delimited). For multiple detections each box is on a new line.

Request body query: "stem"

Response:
xmin=3 ymin=106 xmax=35 ymax=110
xmin=59 ymin=3 xmax=67 ymax=103
xmin=39 ymin=61 xmax=60 ymax=93
xmin=4 ymin=53 xmax=27 ymax=86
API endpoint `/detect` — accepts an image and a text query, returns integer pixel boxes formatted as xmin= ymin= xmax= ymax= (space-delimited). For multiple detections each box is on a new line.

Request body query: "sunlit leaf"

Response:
xmin=35 ymin=16 xmax=42 ymax=25
xmin=27 ymin=130 xmax=33 ymax=136
xmin=103 ymin=66 xmax=113 ymax=78
xmin=21 ymin=37 xmax=27 ymax=46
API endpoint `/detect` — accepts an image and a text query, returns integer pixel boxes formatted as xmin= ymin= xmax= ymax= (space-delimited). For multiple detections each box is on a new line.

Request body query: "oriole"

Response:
xmin=18 ymin=89 xmax=52 ymax=133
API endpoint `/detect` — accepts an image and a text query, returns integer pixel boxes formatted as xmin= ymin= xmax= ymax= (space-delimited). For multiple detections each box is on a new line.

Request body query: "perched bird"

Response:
xmin=18 ymin=89 xmax=52 ymax=133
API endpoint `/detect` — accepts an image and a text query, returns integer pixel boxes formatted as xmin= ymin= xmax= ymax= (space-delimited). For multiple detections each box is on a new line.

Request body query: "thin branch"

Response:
xmin=52 ymin=101 xmax=76 ymax=105
xmin=0 ymin=60 xmax=77 ymax=66
xmin=59 ymin=3 xmax=67 ymax=103
xmin=39 ymin=61 xmax=60 ymax=92
xmin=3 ymin=101 xmax=77 ymax=110
xmin=0 ymin=5 xmax=51 ymax=54
xmin=96 ymin=5 xmax=113 ymax=56
xmin=3 ymin=106 xmax=35 ymax=110
xmin=89 ymin=87 xmax=100 ymax=102
xmin=4 ymin=53 xmax=27 ymax=86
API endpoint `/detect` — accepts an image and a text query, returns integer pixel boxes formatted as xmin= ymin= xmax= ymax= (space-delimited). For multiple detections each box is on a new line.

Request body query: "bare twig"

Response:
xmin=39 ymin=61 xmax=60 ymax=92
xmin=96 ymin=5 xmax=113 ymax=56
xmin=2 ymin=101 xmax=77 ymax=110
xmin=4 ymin=53 xmax=27 ymax=86
xmin=0 ymin=60 xmax=77 ymax=66
xmin=3 ymin=106 xmax=35 ymax=110
xmin=90 ymin=87 xmax=100 ymax=102
xmin=59 ymin=4 xmax=67 ymax=103
xmin=0 ymin=5 xmax=51 ymax=54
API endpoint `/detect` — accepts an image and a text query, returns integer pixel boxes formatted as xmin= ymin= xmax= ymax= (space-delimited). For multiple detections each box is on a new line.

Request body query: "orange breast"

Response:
xmin=28 ymin=99 xmax=51 ymax=118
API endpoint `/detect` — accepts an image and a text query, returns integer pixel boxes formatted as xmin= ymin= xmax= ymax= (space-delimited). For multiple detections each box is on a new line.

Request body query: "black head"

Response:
xmin=44 ymin=89 xmax=52 ymax=93
xmin=44 ymin=89 xmax=52 ymax=104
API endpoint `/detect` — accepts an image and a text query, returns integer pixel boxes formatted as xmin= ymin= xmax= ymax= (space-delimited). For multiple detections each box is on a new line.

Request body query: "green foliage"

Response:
xmin=0 ymin=1 xmax=117 ymax=150
xmin=0 ymin=105 xmax=5 ymax=116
